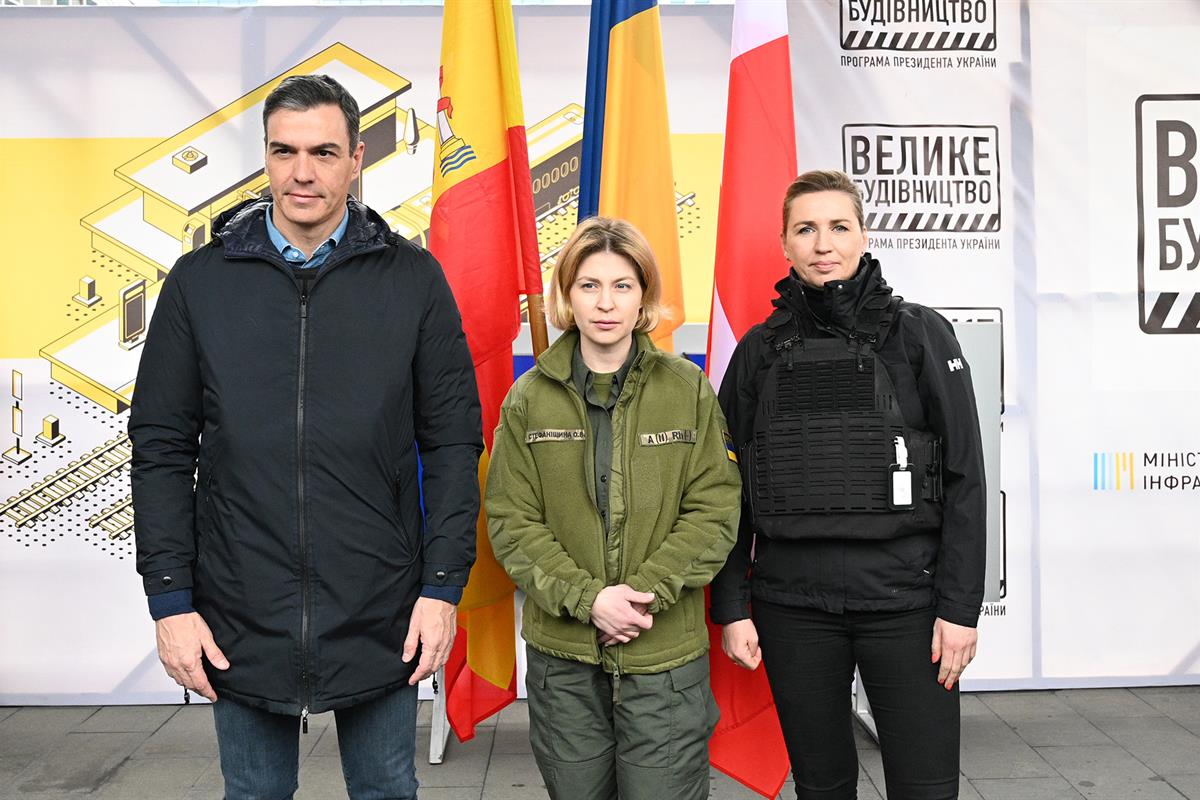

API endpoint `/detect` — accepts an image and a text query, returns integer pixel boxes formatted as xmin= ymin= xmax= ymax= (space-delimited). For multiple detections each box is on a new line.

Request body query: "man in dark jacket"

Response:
xmin=130 ymin=74 xmax=482 ymax=799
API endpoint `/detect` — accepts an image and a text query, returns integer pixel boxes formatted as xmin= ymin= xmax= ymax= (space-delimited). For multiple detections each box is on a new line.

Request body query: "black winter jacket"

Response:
xmin=709 ymin=256 xmax=986 ymax=628
xmin=131 ymin=198 xmax=483 ymax=714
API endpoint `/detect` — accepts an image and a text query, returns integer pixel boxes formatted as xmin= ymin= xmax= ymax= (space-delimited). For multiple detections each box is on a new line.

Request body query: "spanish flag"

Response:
xmin=429 ymin=0 xmax=541 ymax=742
xmin=579 ymin=0 xmax=685 ymax=345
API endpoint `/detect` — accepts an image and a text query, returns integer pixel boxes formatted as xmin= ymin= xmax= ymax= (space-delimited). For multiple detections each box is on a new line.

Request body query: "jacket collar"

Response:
xmin=537 ymin=329 xmax=658 ymax=385
xmin=212 ymin=196 xmax=394 ymax=265
xmin=769 ymin=253 xmax=893 ymax=334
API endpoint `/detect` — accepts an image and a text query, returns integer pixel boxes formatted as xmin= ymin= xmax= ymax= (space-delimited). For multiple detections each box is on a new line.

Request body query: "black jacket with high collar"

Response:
xmin=131 ymin=197 xmax=483 ymax=714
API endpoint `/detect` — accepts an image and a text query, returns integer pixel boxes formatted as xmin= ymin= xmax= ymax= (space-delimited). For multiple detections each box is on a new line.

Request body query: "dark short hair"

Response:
xmin=781 ymin=170 xmax=866 ymax=234
xmin=263 ymin=74 xmax=360 ymax=149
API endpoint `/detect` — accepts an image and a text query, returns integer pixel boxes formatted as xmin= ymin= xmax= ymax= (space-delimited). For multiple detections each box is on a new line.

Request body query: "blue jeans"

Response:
xmin=212 ymin=684 xmax=419 ymax=800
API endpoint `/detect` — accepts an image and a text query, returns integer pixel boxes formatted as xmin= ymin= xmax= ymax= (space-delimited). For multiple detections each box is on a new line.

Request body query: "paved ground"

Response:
xmin=1 ymin=687 xmax=1198 ymax=799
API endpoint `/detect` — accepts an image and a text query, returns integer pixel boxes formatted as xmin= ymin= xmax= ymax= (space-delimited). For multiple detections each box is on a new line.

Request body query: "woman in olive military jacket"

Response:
xmin=486 ymin=217 xmax=741 ymax=800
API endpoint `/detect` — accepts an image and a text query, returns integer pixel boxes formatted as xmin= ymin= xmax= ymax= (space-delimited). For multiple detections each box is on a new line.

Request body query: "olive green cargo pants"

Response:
xmin=524 ymin=646 xmax=719 ymax=800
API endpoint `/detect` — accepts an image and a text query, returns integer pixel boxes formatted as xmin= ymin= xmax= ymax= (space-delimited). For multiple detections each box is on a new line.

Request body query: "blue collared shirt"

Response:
xmin=265 ymin=204 xmax=349 ymax=269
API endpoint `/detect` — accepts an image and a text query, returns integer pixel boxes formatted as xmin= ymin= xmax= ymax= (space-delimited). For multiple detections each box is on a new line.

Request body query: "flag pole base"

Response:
xmin=428 ymin=666 xmax=450 ymax=764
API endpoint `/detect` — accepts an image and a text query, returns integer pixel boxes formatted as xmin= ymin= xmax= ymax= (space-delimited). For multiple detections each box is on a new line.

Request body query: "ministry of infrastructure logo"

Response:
xmin=1136 ymin=95 xmax=1200 ymax=334
xmin=840 ymin=0 xmax=996 ymax=51
xmin=1092 ymin=452 xmax=1136 ymax=491
xmin=1092 ymin=450 xmax=1200 ymax=492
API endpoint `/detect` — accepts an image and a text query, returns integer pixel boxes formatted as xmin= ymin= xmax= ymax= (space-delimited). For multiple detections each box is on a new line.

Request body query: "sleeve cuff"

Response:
xmin=935 ymin=598 xmax=981 ymax=628
xmin=709 ymin=599 xmax=751 ymax=625
xmin=420 ymin=584 xmax=464 ymax=604
xmin=148 ymin=589 xmax=194 ymax=620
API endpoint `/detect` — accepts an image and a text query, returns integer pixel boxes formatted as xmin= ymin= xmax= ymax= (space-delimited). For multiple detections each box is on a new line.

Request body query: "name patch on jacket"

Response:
xmin=526 ymin=429 xmax=586 ymax=444
xmin=639 ymin=429 xmax=698 ymax=446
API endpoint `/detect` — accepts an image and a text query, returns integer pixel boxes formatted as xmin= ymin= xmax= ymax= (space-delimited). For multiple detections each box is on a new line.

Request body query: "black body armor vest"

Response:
xmin=743 ymin=295 xmax=944 ymax=541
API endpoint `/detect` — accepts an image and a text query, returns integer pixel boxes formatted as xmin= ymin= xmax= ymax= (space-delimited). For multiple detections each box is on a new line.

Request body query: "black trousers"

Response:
xmin=753 ymin=601 xmax=960 ymax=800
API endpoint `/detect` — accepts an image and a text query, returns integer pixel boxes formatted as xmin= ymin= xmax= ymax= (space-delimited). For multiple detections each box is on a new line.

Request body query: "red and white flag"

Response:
xmin=705 ymin=0 xmax=798 ymax=392
xmin=705 ymin=2 xmax=796 ymax=797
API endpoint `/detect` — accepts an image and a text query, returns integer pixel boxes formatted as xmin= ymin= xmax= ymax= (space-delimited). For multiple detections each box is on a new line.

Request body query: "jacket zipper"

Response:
xmin=297 ymin=282 xmax=312 ymax=732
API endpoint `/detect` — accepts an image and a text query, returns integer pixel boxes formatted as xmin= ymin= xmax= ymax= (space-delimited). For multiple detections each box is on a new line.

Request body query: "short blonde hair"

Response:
xmin=547 ymin=217 xmax=665 ymax=333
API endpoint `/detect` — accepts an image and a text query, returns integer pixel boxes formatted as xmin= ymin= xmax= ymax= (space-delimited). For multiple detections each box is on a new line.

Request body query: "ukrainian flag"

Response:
xmin=579 ymin=0 xmax=685 ymax=345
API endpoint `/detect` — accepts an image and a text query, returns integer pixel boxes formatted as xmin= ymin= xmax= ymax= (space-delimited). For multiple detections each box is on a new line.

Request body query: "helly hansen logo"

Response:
xmin=1136 ymin=95 xmax=1200 ymax=334
xmin=947 ymin=358 xmax=964 ymax=372
xmin=843 ymin=124 xmax=1001 ymax=233
xmin=526 ymin=429 xmax=585 ymax=444
xmin=841 ymin=0 xmax=997 ymax=52
xmin=639 ymin=429 xmax=698 ymax=446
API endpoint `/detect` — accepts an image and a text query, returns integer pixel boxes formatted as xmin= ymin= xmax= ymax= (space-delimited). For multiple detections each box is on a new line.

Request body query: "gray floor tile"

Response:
xmin=75 ymin=706 xmax=179 ymax=733
xmin=964 ymin=694 xmax=1002 ymax=719
xmin=854 ymin=718 xmax=881 ymax=749
xmin=182 ymin=758 xmax=223 ymax=798
xmin=419 ymin=789 xmax=482 ymax=800
xmin=859 ymin=747 xmax=886 ymax=791
xmin=133 ymin=705 xmax=217 ymax=759
xmin=91 ymin=756 xmax=212 ymax=800
xmin=960 ymin=774 xmax=986 ymax=800
xmin=481 ymin=753 xmax=546 ymax=800
xmin=418 ymin=728 xmax=493 ymax=788
xmin=0 ymin=755 xmax=38 ymax=796
xmin=1009 ymin=717 xmax=1114 ymax=748
xmin=708 ymin=768 xmax=789 ymax=799
xmin=295 ymin=755 xmax=349 ymax=800
xmin=491 ymin=722 xmax=533 ymax=755
xmin=1166 ymin=774 xmax=1200 ymax=800
xmin=497 ymin=700 xmax=529 ymax=727
xmin=1058 ymin=689 xmax=1160 ymax=719
xmin=971 ymin=776 xmax=1086 ymax=799
xmin=1134 ymin=688 xmax=1200 ymax=719
xmin=981 ymin=692 xmax=1081 ymax=722
xmin=1091 ymin=716 xmax=1200 ymax=776
xmin=1070 ymin=777 xmax=1191 ymax=800
xmin=11 ymin=731 xmax=149 ymax=797
xmin=961 ymin=717 xmax=1060 ymax=779
xmin=1036 ymin=745 xmax=1156 ymax=784
xmin=0 ymin=707 xmax=100 ymax=758
xmin=0 ymin=708 xmax=19 ymax=724
xmin=299 ymin=710 xmax=335 ymax=757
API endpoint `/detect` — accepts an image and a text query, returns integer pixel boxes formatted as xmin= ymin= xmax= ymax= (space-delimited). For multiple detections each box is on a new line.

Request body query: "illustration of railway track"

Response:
xmin=89 ymin=495 xmax=134 ymax=540
xmin=1 ymin=435 xmax=132 ymax=528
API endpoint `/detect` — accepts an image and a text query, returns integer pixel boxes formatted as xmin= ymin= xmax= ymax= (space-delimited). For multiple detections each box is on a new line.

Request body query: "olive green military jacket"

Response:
xmin=486 ymin=330 xmax=741 ymax=675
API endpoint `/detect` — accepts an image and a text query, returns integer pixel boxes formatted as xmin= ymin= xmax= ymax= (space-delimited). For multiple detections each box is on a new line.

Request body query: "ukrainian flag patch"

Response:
xmin=723 ymin=430 xmax=738 ymax=463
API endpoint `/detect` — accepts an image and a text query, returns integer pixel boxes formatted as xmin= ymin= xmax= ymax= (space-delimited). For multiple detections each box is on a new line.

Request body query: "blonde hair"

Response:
xmin=547 ymin=217 xmax=665 ymax=333
xmin=781 ymin=169 xmax=866 ymax=234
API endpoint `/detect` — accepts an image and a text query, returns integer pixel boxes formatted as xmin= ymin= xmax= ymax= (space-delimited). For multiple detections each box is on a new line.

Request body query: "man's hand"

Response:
xmin=156 ymin=612 xmax=230 ymax=702
xmin=721 ymin=619 xmax=762 ymax=670
xmin=931 ymin=617 xmax=978 ymax=690
xmin=403 ymin=597 xmax=458 ymax=686
xmin=590 ymin=585 xmax=655 ymax=644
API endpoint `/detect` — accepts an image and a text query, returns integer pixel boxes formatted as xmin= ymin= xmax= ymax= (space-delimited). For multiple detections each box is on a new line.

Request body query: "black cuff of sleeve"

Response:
xmin=420 ymin=584 xmax=464 ymax=604
xmin=148 ymin=589 xmax=194 ymax=620
xmin=421 ymin=563 xmax=469 ymax=589
xmin=935 ymin=598 xmax=981 ymax=628
xmin=709 ymin=600 xmax=752 ymax=626
xmin=142 ymin=567 xmax=194 ymax=596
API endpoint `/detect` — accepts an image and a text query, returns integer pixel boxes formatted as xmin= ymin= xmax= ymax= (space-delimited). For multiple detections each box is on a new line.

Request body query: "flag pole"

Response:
xmin=526 ymin=292 xmax=550 ymax=358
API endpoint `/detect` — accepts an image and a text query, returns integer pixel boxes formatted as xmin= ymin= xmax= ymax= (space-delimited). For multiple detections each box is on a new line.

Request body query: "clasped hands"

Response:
xmin=591 ymin=584 xmax=656 ymax=646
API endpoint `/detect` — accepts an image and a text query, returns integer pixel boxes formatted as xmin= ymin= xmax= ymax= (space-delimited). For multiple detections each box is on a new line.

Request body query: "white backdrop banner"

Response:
xmin=0 ymin=1 xmax=1197 ymax=705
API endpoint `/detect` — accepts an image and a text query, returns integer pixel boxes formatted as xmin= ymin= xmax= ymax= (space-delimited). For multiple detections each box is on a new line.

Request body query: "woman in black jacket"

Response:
xmin=710 ymin=170 xmax=986 ymax=800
